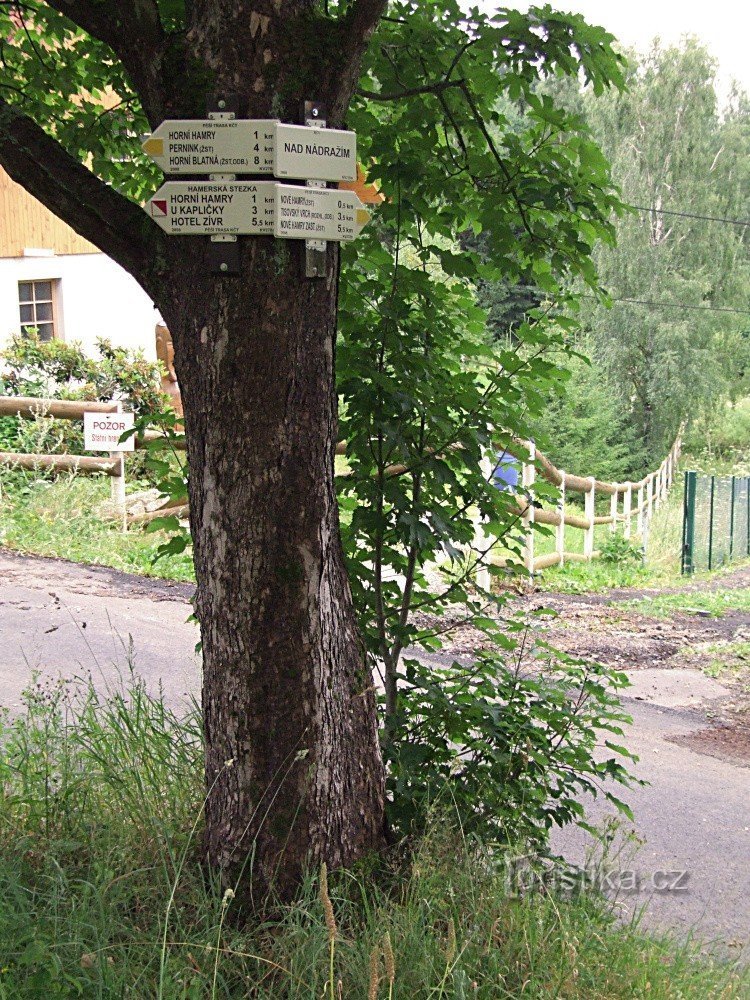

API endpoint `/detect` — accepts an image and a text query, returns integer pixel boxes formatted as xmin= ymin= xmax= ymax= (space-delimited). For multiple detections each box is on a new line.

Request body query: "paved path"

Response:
xmin=0 ymin=549 xmax=198 ymax=712
xmin=0 ymin=549 xmax=747 ymax=959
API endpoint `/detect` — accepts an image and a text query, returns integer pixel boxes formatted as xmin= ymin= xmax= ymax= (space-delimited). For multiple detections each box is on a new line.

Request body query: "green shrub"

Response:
xmin=1 ymin=331 xmax=167 ymax=417
xmin=0 ymin=415 xmax=20 ymax=451
xmin=599 ymin=532 xmax=644 ymax=566
xmin=0 ymin=333 xmax=168 ymax=471
xmin=386 ymin=634 xmax=637 ymax=848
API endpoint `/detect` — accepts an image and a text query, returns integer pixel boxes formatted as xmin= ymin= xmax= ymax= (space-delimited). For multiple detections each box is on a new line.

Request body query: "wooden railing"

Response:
xmin=0 ymin=396 xmax=128 ymax=524
xmin=0 ymin=396 xmax=682 ymax=566
xmin=473 ymin=434 xmax=682 ymax=584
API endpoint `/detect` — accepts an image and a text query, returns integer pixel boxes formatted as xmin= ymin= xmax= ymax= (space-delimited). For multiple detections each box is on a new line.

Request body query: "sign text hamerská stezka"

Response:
xmin=144 ymin=181 xmax=369 ymax=240
xmin=142 ymin=119 xmax=276 ymax=175
xmin=147 ymin=181 xmax=277 ymax=235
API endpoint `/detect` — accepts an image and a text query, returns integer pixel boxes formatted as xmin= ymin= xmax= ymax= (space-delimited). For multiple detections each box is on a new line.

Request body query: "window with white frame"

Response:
xmin=18 ymin=280 xmax=58 ymax=341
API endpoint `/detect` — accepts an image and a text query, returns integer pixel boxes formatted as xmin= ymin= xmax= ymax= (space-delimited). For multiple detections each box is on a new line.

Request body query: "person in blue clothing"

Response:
xmin=492 ymin=453 xmax=519 ymax=492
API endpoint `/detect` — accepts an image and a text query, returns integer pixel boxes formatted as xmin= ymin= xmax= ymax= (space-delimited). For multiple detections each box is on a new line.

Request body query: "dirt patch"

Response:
xmin=668 ymin=724 xmax=750 ymax=767
xmin=0 ymin=547 xmax=195 ymax=603
xmin=524 ymin=604 xmax=746 ymax=671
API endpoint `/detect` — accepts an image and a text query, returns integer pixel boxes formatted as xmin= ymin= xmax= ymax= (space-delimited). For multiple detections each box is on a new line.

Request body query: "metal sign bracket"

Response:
xmin=303 ymin=101 xmax=328 ymax=279
xmin=207 ymin=97 xmax=241 ymax=275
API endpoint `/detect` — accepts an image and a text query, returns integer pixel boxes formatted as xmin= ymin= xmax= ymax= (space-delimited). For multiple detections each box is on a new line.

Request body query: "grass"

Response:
xmin=625 ymin=586 xmax=750 ymax=619
xmin=0 ymin=458 xmax=746 ymax=604
xmin=0 ymin=470 xmax=194 ymax=581
xmin=528 ymin=457 xmax=750 ymax=595
xmin=683 ymin=640 xmax=750 ymax=684
xmin=0 ymin=673 xmax=745 ymax=999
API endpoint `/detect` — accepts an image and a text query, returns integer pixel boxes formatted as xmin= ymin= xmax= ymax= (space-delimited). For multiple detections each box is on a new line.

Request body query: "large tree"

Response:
xmin=0 ymin=0 xmax=624 ymax=900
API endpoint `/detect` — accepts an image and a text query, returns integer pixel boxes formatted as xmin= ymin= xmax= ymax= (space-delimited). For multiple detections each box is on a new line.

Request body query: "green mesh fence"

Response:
xmin=682 ymin=471 xmax=750 ymax=574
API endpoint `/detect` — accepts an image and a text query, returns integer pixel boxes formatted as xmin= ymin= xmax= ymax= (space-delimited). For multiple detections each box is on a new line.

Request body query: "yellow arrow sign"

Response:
xmin=142 ymin=137 xmax=164 ymax=157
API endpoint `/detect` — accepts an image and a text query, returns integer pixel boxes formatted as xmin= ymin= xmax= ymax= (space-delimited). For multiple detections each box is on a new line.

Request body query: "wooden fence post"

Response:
xmin=623 ymin=482 xmax=632 ymax=540
xmin=609 ymin=489 xmax=618 ymax=534
xmin=523 ymin=441 xmax=535 ymax=576
xmin=637 ymin=483 xmax=644 ymax=536
xmin=584 ymin=477 xmax=595 ymax=560
xmin=556 ymin=471 xmax=566 ymax=568
xmin=647 ymin=473 xmax=654 ymax=523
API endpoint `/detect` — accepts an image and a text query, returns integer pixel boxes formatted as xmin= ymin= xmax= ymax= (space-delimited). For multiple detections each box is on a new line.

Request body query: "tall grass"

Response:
xmin=0 ymin=469 xmax=193 ymax=580
xmin=0 ymin=674 xmax=745 ymax=997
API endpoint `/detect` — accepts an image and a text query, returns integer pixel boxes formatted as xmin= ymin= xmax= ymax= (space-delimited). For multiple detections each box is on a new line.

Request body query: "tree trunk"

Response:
xmin=160 ymin=232 xmax=385 ymax=903
xmin=146 ymin=0 xmax=388 ymax=905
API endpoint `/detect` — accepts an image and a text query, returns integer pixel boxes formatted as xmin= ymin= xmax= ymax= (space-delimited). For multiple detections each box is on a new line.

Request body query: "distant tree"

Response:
xmin=578 ymin=40 xmax=750 ymax=463
xmin=533 ymin=344 xmax=644 ymax=481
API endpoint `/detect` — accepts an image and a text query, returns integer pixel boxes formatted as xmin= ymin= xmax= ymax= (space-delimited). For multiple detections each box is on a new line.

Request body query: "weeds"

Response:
xmin=0 ymin=674 xmax=745 ymax=997
xmin=0 ymin=470 xmax=193 ymax=580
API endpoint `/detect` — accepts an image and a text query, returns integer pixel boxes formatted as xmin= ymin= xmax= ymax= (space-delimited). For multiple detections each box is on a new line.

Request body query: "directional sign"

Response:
xmin=146 ymin=181 xmax=276 ymax=235
xmin=274 ymin=185 xmax=369 ymax=241
xmin=273 ymin=123 xmax=357 ymax=182
xmin=142 ymin=119 xmax=276 ymax=175
xmin=84 ymin=412 xmax=135 ymax=452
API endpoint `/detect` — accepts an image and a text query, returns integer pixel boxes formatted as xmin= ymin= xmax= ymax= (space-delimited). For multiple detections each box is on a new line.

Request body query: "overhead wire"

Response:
xmin=627 ymin=204 xmax=750 ymax=228
xmin=582 ymin=295 xmax=750 ymax=316
xmin=581 ymin=203 xmax=750 ymax=315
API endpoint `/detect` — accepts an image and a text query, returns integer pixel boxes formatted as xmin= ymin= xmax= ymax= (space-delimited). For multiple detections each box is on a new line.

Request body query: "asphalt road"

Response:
xmin=0 ymin=549 xmax=747 ymax=960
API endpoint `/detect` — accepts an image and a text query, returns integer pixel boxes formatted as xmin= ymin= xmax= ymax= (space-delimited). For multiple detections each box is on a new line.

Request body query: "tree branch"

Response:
xmin=330 ymin=0 xmax=388 ymax=122
xmin=357 ymin=78 xmax=465 ymax=102
xmin=39 ymin=0 xmax=166 ymax=126
xmin=0 ymin=97 xmax=167 ymax=297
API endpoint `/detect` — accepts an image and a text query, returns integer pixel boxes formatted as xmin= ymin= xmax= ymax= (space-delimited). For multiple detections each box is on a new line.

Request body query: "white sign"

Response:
xmin=146 ymin=181 xmax=277 ymax=235
xmin=274 ymin=185 xmax=369 ymax=241
xmin=84 ymin=412 xmax=135 ymax=452
xmin=273 ymin=123 xmax=357 ymax=182
xmin=142 ymin=119 xmax=277 ymax=174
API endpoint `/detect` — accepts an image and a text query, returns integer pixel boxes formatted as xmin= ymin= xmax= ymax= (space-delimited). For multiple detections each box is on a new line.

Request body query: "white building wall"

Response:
xmin=0 ymin=252 xmax=160 ymax=360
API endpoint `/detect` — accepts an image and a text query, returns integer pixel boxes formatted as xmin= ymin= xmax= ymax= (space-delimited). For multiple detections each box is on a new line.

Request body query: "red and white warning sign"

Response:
xmin=84 ymin=411 xmax=135 ymax=452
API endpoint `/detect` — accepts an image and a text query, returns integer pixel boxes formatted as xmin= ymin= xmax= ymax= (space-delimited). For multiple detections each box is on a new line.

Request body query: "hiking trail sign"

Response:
xmin=147 ymin=181 xmax=277 ymax=235
xmin=142 ymin=120 xmax=276 ymax=175
xmin=273 ymin=124 xmax=357 ymax=182
xmin=274 ymin=186 xmax=369 ymax=241
xmin=141 ymin=117 xmax=368 ymax=245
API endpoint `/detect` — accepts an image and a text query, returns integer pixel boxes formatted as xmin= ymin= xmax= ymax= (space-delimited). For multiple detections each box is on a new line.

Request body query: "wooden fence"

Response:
xmin=0 ymin=396 xmax=127 ymax=524
xmin=0 ymin=396 xmax=682 ymax=564
xmin=473 ymin=434 xmax=682 ymax=587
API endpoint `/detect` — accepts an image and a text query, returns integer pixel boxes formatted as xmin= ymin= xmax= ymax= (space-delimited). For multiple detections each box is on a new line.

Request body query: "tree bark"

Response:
xmin=163 ymin=0 xmax=387 ymax=903
xmin=157 ymin=232 xmax=384 ymax=903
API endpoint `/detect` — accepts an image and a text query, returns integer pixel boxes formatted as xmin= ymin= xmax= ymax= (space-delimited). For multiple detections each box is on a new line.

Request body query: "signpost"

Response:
xmin=146 ymin=181 xmax=276 ymax=236
xmin=142 ymin=119 xmax=276 ymax=175
xmin=141 ymin=108 xmax=370 ymax=275
xmin=274 ymin=185 xmax=369 ymax=242
xmin=84 ymin=409 xmax=134 ymax=532
xmin=273 ymin=123 xmax=357 ymax=182
xmin=83 ymin=411 xmax=135 ymax=452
